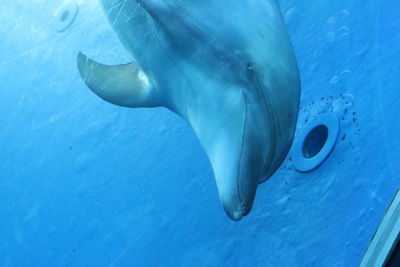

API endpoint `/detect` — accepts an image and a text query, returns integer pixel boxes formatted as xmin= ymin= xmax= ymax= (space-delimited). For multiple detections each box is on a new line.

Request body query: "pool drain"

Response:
xmin=55 ymin=2 xmax=79 ymax=32
xmin=292 ymin=113 xmax=339 ymax=172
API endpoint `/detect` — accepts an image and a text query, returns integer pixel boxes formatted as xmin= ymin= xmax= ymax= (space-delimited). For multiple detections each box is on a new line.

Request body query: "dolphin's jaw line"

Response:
xmin=234 ymin=93 xmax=249 ymax=221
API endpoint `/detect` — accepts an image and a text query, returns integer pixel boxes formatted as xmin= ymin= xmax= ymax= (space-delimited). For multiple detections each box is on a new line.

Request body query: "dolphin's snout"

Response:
xmin=223 ymin=201 xmax=253 ymax=221
xmin=222 ymin=201 xmax=244 ymax=221
xmin=221 ymin=192 xmax=254 ymax=221
xmin=227 ymin=210 xmax=243 ymax=221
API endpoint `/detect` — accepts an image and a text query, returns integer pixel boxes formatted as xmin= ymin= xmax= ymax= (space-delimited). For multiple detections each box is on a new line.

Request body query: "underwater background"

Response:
xmin=0 ymin=0 xmax=399 ymax=266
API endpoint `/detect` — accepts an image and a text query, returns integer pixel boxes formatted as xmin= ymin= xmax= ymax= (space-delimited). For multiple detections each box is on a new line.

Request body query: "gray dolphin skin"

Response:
xmin=77 ymin=0 xmax=300 ymax=221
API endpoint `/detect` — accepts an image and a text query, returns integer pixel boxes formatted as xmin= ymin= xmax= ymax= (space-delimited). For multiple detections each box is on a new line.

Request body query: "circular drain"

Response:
xmin=55 ymin=2 xmax=79 ymax=32
xmin=292 ymin=113 xmax=339 ymax=172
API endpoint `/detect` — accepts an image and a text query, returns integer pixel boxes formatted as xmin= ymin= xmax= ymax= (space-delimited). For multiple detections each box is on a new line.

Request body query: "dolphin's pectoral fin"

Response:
xmin=77 ymin=52 xmax=161 ymax=108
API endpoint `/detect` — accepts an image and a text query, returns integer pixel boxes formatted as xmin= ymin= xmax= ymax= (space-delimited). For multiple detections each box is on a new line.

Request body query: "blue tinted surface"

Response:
xmin=0 ymin=0 xmax=399 ymax=266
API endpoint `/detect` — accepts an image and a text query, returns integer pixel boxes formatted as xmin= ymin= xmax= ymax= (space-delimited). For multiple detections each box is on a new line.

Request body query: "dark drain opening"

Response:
xmin=302 ymin=125 xmax=329 ymax=159
xmin=55 ymin=3 xmax=79 ymax=32
xmin=60 ymin=10 xmax=70 ymax=22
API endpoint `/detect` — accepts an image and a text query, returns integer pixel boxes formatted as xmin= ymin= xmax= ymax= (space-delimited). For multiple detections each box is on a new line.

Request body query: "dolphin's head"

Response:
xmin=205 ymin=59 xmax=298 ymax=221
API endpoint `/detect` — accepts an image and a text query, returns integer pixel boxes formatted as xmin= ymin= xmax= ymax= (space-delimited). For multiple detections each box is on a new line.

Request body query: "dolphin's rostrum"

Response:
xmin=77 ymin=0 xmax=300 ymax=220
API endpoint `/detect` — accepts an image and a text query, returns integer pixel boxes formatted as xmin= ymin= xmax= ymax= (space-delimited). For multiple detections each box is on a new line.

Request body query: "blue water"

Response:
xmin=0 ymin=0 xmax=399 ymax=266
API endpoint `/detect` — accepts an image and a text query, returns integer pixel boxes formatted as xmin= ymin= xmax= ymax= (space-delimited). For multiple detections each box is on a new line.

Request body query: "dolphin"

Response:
xmin=77 ymin=0 xmax=300 ymax=220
